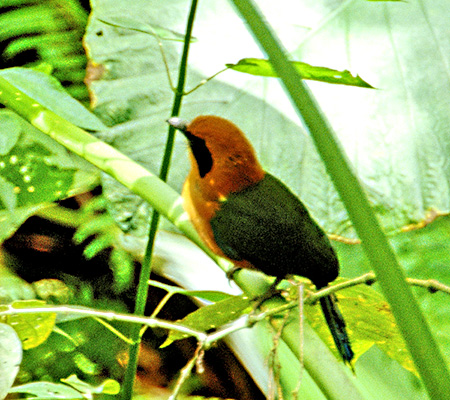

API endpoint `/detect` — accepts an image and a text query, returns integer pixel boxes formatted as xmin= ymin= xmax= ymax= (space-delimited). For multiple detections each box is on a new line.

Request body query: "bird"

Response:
xmin=167 ymin=115 xmax=354 ymax=364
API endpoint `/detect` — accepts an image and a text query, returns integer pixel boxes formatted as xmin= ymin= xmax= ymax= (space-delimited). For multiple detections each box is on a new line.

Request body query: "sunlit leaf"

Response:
xmin=0 ymin=110 xmax=98 ymax=242
xmin=0 ymin=323 xmax=22 ymax=400
xmin=305 ymin=280 xmax=414 ymax=374
xmin=9 ymin=382 xmax=83 ymax=399
xmin=32 ymin=279 xmax=72 ymax=304
xmin=0 ymin=300 xmax=56 ymax=350
xmin=61 ymin=374 xmax=121 ymax=395
xmin=72 ymin=352 xmax=100 ymax=375
xmin=161 ymin=294 xmax=252 ymax=347
xmin=337 ymin=214 xmax=450 ymax=366
xmin=0 ymin=68 xmax=105 ymax=131
xmin=227 ymin=58 xmax=374 ymax=88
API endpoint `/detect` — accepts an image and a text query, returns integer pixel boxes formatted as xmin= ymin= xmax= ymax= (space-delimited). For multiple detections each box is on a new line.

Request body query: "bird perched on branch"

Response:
xmin=168 ymin=115 xmax=354 ymax=364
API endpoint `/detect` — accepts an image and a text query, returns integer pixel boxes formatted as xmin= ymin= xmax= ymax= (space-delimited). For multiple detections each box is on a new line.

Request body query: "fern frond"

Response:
xmin=0 ymin=0 xmax=89 ymax=103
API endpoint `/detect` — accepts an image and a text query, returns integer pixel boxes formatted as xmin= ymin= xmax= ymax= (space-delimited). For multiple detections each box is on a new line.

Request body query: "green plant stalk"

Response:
xmin=230 ymin=0 xmax=450 ymax=399
xmin=120 ymin=1 xmax=199 ymax=398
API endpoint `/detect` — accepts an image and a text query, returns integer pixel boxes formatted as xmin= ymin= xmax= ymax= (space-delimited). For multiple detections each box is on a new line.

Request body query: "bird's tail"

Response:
xmin=319 ymin=293 xmax=354 ymax=364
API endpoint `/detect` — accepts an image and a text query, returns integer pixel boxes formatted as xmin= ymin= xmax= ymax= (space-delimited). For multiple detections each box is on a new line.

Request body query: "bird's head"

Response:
xmin=168 ymin=116 xmax=264 ymax=191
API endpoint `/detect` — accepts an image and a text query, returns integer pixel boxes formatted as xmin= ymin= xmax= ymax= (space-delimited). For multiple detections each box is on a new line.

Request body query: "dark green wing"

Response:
xmin=210 ymin=173 xmax=339 ymax=286
xmin=211 ymin=173 xmax=354 ymax=363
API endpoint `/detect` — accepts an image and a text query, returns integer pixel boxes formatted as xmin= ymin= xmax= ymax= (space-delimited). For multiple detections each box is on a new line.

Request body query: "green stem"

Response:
xmin=120 ymin=1 xmax=199 ymax=399
xmin=0 ymin=305 xmax=208 ymax=341
xmin=230 ymin=1 xmax=450 ymax=399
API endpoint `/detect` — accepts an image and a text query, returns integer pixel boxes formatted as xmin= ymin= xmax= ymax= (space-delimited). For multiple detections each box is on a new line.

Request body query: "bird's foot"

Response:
xmin=226 ymin=266 xmax=242 ymax=281
xmin=251 ymin=277 xmax=284 ymax=310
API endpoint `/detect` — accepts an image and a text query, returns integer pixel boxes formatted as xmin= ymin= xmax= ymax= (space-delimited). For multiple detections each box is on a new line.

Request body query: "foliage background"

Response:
xmin=1 ymin=0 xmax=450 ymax=399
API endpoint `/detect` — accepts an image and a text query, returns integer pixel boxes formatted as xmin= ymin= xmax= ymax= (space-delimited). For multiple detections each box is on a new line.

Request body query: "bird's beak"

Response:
xmin=167 ymin=117 xmax=189 ymax=132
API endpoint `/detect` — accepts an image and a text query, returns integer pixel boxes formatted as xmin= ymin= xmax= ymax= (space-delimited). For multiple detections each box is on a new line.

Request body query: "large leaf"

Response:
xmin=336 ymin=214 xmax=450 ymax=363
xmin=0 ymin=109 xmax=98 ymax=242
xmin=9 ymin=382 xmax=84 ymax=399
xmin=0 ymin=68 xmax=106 ymax=131
xmin=0 ymin=323 xmax=22 ymax=400
xmin=0 ymin=300 xmax=56 ymax=350
xmin=304 ymin=280 xmax=413 ymax=373
xmin=0 ymin=67 xmax=105 ymax=242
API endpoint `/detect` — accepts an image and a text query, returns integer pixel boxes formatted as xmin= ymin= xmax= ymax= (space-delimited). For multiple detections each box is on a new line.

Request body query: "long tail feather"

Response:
xmin=319 ymin=293 xmax=354 ymax=364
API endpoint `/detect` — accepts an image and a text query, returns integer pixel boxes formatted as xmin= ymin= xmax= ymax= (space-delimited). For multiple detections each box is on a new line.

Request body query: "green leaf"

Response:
xmin=0 ymin=68 xmax=105 ymax=131
xmin=0 ymin=110 xmax=98 ymax=242
xmin=337 ymin=214 xmax=450 ymax=366
xmin=179 ymin=290 xmax=233 ymax=303
xmin=0 ymin=300 xmax=56 ymax=350
xmin=61 ymin=374 xmax=121 ymax=395
xmin=9 ymin=382 xmax=84 ymax=399
xmin=148 ymin=280 xmax=233 ymax=303
xmin=4 ymin=31 xmax=81 ymax=59
xmin=227 ymin=58 xmax=374 ymax=88
xmin=0 ymin=261 xmax=35 ymax=303
xmin=0 ymin=323 xmax=22 ymax=400
xmin=305 ymin=281 xmax=414 ymax=374
xmin=72 ymin=352 xmax=101 ymax=375
xmin=161 ymin=295 xmax=252 ymax=347
xmin=0 ymin=111 xmax=21 ymax=155
xmin=0 ymin=115 xmax=76 ymax=208
xmin=96 ymin=379 xmax=121 ymax=395
xmin=32 ymin=279 xmax=71 ymax=304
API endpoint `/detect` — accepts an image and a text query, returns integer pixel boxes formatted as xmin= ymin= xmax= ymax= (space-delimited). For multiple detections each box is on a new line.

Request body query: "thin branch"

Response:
xmin=267 ymin=311 xmax=289 ymax=400
xmin=306 ymin=273 xmax=377 ymax=304
xmin=0 ymin=305 xmax=207 ymax=342
xmin=183 ymin=67 xmax=230 ymax=95
xmin=202 ymin=272 xmax=450 ymax=344
xmin=168 ymin=341 xmax=205 ymax=400
xmin=407 ymin=278 xmax=450 ymax=295
xmin=292 ymin=284 xmax=305 ymax=400
xmin=3 ymin=272 xmax=448 ymax=365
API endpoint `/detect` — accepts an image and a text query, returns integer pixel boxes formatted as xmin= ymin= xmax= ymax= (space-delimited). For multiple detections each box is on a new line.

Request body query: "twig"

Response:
xmin=0 ymin=304 xmax=208 ymax=342
xmin=306 ymin=273 xmax=377 ymax=304
xmin=3 ymin=273 xmax=449 ymax=355
xmin=168 ymin=341 xmax=205 ymax=400
xmin=292 ymin=284 xmax=304 ymax=400
xmin=267 ymin=311 xmax=289 ymax=400
xmin=183 ymin=67 xmax=230 ymax=95
xmin=207 ymin=272 xmax=450 ymax=334
xmin=406 ymin=278 xmax=450 ymax=295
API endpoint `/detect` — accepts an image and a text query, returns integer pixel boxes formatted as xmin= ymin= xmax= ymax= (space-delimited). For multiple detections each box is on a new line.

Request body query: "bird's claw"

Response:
xmin=226 ymin=266 xmax=242 ymax=281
